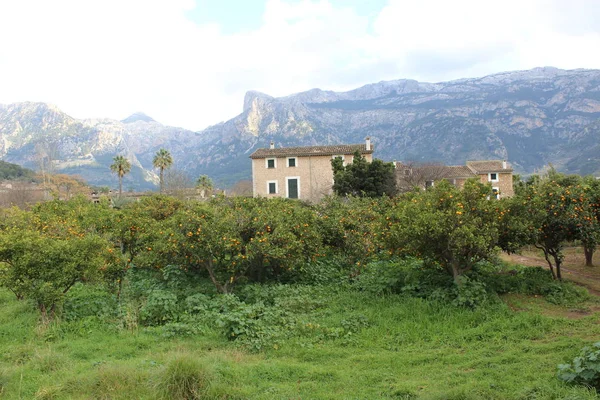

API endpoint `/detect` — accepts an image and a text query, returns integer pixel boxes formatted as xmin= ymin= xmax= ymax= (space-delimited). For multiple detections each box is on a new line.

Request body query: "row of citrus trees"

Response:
xmin=0 ymin=171 xmax=599 ymax=319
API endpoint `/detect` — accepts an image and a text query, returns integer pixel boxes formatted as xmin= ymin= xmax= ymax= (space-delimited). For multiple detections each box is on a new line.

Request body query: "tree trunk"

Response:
xmin=204 ymin=259 xmax=229 ymax=294
xmin=451 ymin=260 xmax=461 ymax=285
xmin=119 ymin=175 xmax=123 ymax=197
xmin=584 ymin=245 xmax=595 ymax=267
xmin=159 ymin=168 xmax=164 ymax=193
xmin=549 ymin=249 xmax=562 ymax=281
xmin=539 ymin=247 xmax=557 ymax=280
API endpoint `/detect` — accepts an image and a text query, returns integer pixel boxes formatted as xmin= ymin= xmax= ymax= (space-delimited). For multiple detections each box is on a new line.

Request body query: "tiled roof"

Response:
xmin=466 ymin=160 xmax=513 ymax=173
xmin=395 ymin=163 xmax=476 ymax=179
xmin=250 ymin=144 xmax=373 ymax=159
xmin=442 ymin=165 xmax=476 ymax=178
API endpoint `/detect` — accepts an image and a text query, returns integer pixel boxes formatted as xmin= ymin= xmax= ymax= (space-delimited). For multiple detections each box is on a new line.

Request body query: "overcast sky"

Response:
xmin=1 ymin=0 xmax=599 ymax=130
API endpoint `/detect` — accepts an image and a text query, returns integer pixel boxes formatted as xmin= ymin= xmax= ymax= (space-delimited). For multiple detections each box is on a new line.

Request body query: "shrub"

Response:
xmin=62 ymin=284 xmax=118 ymax=321
xmin=140 ymin=290 xmax=179 ymax=326
xmin=215 ymin=300 xmax=289 ymax=351
xmin=157 ymin=355 xmax=213 ymax=400
xmin=451 ymin=276 xmax=490 ymax=309
xmin=288 ymin=256 xmax=350 ymax=285
xmin=353 ymin=259 xmax=408 ymax=295
xmin=184 ymin=293 xmax=211 ymax=315
xmin=558 ymin=342 xmax=600 ymax=390
xmin=543 ymin=282 xmax=590 ymax=306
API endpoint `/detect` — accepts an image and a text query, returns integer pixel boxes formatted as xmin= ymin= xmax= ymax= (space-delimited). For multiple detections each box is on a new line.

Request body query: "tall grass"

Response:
xmin=0 ymin=286 xmax=599 ymax=399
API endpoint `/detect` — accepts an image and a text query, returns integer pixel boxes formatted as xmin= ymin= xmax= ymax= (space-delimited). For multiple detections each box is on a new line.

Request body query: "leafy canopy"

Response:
xmin=332 ymin=150 xmax=396 ymax=197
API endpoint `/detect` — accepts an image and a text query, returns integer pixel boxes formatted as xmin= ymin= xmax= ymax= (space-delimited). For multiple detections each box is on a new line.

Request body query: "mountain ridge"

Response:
xmin=1 ymin=67 xmax=599 ymax=189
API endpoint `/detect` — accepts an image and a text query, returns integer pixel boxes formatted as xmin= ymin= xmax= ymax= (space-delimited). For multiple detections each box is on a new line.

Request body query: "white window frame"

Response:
xmin=488 ymin=172 xmax=499 ymax=182
xmin=266 ymin=158 xmax=277 ymax=169
xmin=267 ymin=180 xmax=278 ymax=195
xmin=287 ymin=157 xmax=298 ymax=168
xmin=332 ymin=155 xmax=345 ymax=166
xmin=286 ymin=176 xmax=300 ymax=199
xmin=492 ymin=187 xmax=500 ymax=200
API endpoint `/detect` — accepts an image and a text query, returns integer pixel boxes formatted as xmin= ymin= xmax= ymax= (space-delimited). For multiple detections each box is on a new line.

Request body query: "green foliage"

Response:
xmin=166 ymin=197 xmax=323 ymax=293
xmin=332 ymin=150 xmax=397 ymax=197
xmin=153 ymin=148 xmax=173 ymax=193
xmin=156 ymin=355 xmax=213 ymax=400
xmin=110 ymin=155 xmax=132 ymax=195
xmin=140 ymin=290 xmax=179 ymax=326
xmin=558 ymin=342 xmax=600 ymax=390
xmin=0 ymin=160 xmax=34 ymax=180
xmin=352 ymin=259 xmax=409 ymax=295
xmin=543 ymin=282 xmax=590 ymax=306
xmin=316 ymin=196 xmax=392 ymax=264
xmin=62 ymin=284 xmax=118 ymax=321
xmin=451 ymin=276 xmax=490 ymax=309
xmin=0 ymin=229 xmax=109 ymax=318
xmin=501 ymin=172 xmax=600 ymax=279
xmin=385 ymin=179 xmax=500 ymax=281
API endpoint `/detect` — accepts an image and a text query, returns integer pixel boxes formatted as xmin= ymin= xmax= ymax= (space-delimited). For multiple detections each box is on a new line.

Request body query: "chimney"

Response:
xmin=502 ymin=160 xmax=507 ymax=169
xmin=365 ymin=137 xmax=371 ymax=151
xmin=269 ymin=141 xmax=274 ymax=149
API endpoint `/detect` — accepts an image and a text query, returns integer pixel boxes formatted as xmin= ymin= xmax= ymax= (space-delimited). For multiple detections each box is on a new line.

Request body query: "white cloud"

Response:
xmin=0 ymin=0 xmax=599 ymax=130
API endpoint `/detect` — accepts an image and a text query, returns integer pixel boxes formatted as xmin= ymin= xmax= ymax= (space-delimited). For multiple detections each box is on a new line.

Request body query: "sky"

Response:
xmin=0 ymin=0 xmax=599 ymax=131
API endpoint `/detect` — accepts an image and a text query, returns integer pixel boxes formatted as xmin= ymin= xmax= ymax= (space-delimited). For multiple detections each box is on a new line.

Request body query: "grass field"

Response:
xmin=1 ymin=283 xmax=599 ymax=400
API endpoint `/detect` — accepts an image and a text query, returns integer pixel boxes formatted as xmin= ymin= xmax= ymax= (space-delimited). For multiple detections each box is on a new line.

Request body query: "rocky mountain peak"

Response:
xmin=121 ymin=112 xmax=156 ymax=124
xmin=243 ymin=91 xmax=274 ymax=113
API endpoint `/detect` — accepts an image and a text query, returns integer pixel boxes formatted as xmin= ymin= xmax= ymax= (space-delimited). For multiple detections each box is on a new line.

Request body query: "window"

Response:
xmin=286 ymin=177 xmax=300 ymax=199
xmin=287 ymin=157 xmax=297 ymax=167
xmin=266 ymin=158 xmax=276 ymax=169
xmin=492 ymin=187 xmax=500 ymax=200
xmin=332 ymin=155 xmax=345 ymax=166
xmin=404 ymin=168 xmax=411 ymax=176
xmin=488 ymin=172 xmax=498 ymax=182
xmin=425 ymin=180 xmax=434 ymax=189
xmin=267 ymin=181 xmax=277 ymax=194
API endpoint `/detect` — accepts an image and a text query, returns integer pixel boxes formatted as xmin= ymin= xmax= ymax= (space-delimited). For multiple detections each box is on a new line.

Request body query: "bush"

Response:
xmin=288 ymin=256 xmax=350 ymax=285
xmin=62 ymin=284 xmax=118 ymax=321
xmin=353 ymin=259 xmax=408 ymax=295
xmin=543 ymin=282 xmax=590 ymax=306
xmin=157 ymin=355 xmax=213 ymax=400
xmin=558 ymin=342 xmax=600 ymax=390
xmin=451 ymin=276 xmax=490 ymax=309
xmin=140 ymin=290 xmax=179 ymax=326
xmin=215 ymin=300 xmax=290 ymax=351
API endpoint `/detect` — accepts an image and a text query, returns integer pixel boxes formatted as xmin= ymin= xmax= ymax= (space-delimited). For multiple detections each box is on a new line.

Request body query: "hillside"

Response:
xmin=1 ymin=67 xmax=599 ymax=189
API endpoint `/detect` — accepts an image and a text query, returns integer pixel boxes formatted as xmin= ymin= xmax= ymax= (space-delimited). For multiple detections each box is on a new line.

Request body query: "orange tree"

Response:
xmin=580 ymin=176 xmax=600 ymax=266
xmin=108 ymin=195 xmax=184 ymax=285
xmin=316 ymin=195 xmax=392 ymax=267
xmin=0 ymin=203 xmax=112 ymax=320
xmin=152 ymin=197 xmax=323 ymax=294
xmin=384 ymin=179 xmax=500 ymax=283
xmin=502 ymin=177 xmax=585 ymax=280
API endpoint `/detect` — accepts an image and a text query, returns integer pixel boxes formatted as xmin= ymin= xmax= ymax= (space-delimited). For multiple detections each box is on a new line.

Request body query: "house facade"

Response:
xmin=396 ymin=160 xmax=514 ymax=198
xmin=250 ymin=138 xmax=374 ymax=202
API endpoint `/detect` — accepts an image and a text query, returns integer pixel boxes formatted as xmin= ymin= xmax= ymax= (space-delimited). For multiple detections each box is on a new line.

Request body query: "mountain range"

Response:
xmin=1 ymin=66 xmax=599 ymax=189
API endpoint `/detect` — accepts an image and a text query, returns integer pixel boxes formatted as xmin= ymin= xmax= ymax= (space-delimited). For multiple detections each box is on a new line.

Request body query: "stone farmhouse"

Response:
xmin=396 ymin=160 xmax=514 ymax=198
xmin=250 ymin=138 xmax=374 ymax=202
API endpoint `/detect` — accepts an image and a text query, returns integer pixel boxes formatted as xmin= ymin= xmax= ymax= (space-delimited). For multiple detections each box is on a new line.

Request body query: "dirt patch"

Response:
xmin=501 ymin=250 xmax=600 ymax=297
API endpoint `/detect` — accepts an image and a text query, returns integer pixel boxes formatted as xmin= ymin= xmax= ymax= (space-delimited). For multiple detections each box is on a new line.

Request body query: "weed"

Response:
xmin=34 ymin=385 xmax=63 ymax=400
xmin=34 ymin=348 xmax=67 ymax=373
xmin=156 ymin=354 xmax=213 ymax=400
xmin=558 ymin=341 xmax=600 ymax=390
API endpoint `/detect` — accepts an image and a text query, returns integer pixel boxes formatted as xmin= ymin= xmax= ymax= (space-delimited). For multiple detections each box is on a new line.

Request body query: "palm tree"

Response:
xmin=110 ymin=155 xmax=131 ymax=197
xmin=153 ymin=148 xmax=173 ymax=193
xmin=196 ymin=175 xmax=214 ymax=198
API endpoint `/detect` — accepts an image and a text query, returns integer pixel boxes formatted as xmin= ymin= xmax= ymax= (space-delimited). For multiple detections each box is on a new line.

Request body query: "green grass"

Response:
xmin=0 ymin=288 xmax=599 ymax=399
